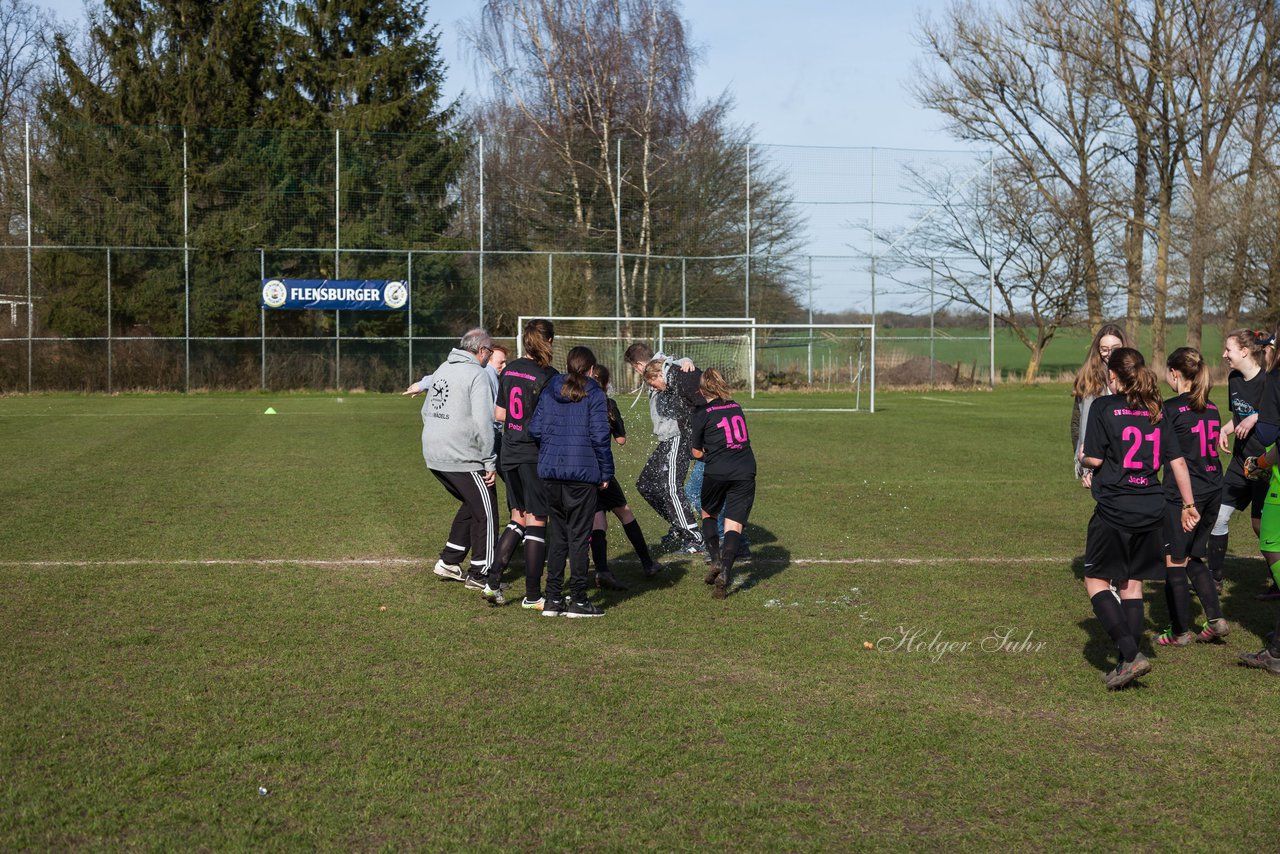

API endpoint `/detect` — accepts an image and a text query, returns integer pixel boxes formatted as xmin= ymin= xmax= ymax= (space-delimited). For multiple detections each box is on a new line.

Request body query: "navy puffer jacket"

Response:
xmin=528 ymin=374 xmax=614 ymax=483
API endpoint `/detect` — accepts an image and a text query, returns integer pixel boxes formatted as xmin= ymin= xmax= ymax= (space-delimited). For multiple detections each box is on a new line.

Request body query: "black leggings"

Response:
xmin=544 ymin=480 xmax=598 ymax=601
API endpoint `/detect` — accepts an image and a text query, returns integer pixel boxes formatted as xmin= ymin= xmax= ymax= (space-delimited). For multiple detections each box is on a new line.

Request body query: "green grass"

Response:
xmin=3 ymin=388 xmax=1279 ymax=850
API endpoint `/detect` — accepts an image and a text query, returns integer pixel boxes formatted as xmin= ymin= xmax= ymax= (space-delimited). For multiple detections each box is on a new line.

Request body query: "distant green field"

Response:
xmin=875 ymin=324 xmax=1230 ymax=377
xmin=3 ymin=388 xmax=1278 ymax=849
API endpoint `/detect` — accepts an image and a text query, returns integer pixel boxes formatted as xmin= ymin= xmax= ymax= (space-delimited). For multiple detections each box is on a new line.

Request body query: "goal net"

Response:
xmin=660 ymin=321 xmax=875 ymax=409
xmin=516 ymin=315 xmax=754 ymax=393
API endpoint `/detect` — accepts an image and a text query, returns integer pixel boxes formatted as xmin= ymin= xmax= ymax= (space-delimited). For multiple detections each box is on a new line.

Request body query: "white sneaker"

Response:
xmin=433 ymin=559 xmax=464 ymax=581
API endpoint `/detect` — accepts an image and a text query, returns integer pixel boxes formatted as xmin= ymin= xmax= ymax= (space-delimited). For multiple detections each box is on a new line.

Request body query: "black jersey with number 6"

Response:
xmin=690 ymin=399 xmax=757 ymax=480
xmin=1161 ymin=393 xmax=1222 ymax=502
xmin=498 ymin=357 xmax=557 ymax=467
xmin=1084 ymin=393 xmax=1180 ymax=530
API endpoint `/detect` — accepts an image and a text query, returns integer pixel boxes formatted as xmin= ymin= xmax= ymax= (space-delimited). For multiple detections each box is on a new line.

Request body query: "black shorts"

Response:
xmin=596 ymin=477 xmax=627 ymax=513
xmin=702 ymin=475 xmax=756 ymax=524
xmin=501 ymin=462 xmax=549 ymax=516
xmin=1162 ymin=495 xmax=1221 ymax=563
xmin=1084 ymin=511 xmax=1164 ymax=583
xmin=1220 ymin=463 xmax=1267 ymax=518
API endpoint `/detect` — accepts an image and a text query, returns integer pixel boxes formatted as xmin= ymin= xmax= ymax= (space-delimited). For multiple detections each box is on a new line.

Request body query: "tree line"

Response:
xmin=897 ymin=0 xmax=1280 ymax=380
xmin=0 ymin=0 xmax=806 ymax=343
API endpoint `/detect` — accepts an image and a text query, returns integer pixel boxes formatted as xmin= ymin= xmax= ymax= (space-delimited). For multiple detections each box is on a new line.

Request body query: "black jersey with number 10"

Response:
xmin=1083 ymin=393 xmax=1180 ymax=530
xmin=1161 ymin=393 xmax=1222 ymax=502
xmin=690 ymin=399 xmax=757 ymax=480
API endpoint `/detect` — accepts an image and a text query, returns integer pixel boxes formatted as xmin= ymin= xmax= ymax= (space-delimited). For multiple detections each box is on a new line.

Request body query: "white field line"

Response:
xmin=0 ymin=555 xmax=1071 ymax=569
xmin=919 ymin=396 xmax=977 ymax=406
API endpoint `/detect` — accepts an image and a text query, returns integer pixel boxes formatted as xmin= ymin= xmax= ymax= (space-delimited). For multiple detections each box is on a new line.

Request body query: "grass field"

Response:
xmin=3 ymin=387 xmax=1280 ymax=850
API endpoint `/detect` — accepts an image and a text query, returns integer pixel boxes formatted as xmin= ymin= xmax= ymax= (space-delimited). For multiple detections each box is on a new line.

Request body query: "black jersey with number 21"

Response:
xmin=690 ymin=399 xmax=757 ymax=480
xmin=1161 ymin=393 xmax=1222 ymax=502
xmin=1083 ymin=393 xmax=1180 ymax=530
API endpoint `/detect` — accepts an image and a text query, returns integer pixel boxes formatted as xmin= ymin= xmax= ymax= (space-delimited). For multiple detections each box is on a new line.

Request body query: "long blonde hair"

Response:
xmin=700 ymin=368 xmax=733 ymax=401
xmin=1073 ymin=323 xmax=1127 ymax=399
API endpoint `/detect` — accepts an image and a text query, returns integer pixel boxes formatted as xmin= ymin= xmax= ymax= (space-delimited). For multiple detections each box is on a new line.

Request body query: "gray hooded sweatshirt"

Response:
xmin=421 ymin=348 xmax=497 ymax=472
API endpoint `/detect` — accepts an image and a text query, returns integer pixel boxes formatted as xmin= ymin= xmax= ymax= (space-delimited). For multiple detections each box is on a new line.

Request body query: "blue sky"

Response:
xmin=40 ymin=0 xmax=968 ymax=151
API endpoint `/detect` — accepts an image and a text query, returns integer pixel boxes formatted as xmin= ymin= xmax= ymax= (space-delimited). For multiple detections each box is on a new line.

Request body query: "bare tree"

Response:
xmin=887 ymin=159 xmax=1087 ymax=382
xmin=913 ymin=0 xmax=1122 ymax=330
xmin=1168 ymin=0 xmax=1277 ymax=348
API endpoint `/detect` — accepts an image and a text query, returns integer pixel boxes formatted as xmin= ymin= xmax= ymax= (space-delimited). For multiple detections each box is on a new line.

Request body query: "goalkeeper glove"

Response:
xmin=1243 ymin=455 xmax=1272 ymax=482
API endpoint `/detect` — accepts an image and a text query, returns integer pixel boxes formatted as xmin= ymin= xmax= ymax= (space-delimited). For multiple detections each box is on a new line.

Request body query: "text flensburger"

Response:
xmin=260 ymin=279 xmax=408 ymax=311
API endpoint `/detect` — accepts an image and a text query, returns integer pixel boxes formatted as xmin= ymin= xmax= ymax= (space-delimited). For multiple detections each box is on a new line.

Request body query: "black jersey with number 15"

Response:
xmin=1161 ymin=393 xmax=1222 ymax=502
xmin=1083 ymin=393 xmax=1180 ymax=530
xmin=690 ymin=399 xmax=757 ymax=480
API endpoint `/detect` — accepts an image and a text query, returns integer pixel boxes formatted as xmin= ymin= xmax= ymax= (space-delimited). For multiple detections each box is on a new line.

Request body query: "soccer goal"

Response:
xmin=515 ymin=315 xmax=754 ymax=392
xmin=659 ymin=321 xmax=876 ymax=410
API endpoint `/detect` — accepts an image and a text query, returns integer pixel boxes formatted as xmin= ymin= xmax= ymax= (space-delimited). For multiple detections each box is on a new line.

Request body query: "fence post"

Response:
xmin=745 ymin=143 xmax=751 ymax=318
xmin=988 ymin=151 xmax=996 ymax=388
xmin=547 ymin=252 xmax=553 ymax=314
xmin=25 ymin=119 xmax=32 ymax=392
xmin=615 ymin=138 xmax=621 ymax=317
xmin=807 ymin=256 xmax=813 ymax=384
xmin=407 ymin=251 xmax=414 ymax=384
xmin=335 ymin=128 xmax=341 ymax=390
xmin=929 ymin=261 xmax=935 ymax=387
xmin=183 ymin=127 xmax=191 ymax=393
xmin=681 ymin=257 xmax=686 ymax=318
xmin=478 ymin=133 xmax=485 ymax=327
xmin=107 ymin=249 xmax=113 ymax=393
xmin=260 ymin=248 xmax=266 ymax=389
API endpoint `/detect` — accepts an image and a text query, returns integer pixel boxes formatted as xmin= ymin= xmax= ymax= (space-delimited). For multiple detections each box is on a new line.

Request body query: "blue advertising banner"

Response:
xmin=260 ymin=279 xmax=409 ymax=311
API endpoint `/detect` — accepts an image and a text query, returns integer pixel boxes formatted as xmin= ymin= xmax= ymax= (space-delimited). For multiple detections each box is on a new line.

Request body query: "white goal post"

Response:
xmin=515 ymin=315 xmax=754 ymax=392
xmin=659 ymin=321 xmax=876 ymax=411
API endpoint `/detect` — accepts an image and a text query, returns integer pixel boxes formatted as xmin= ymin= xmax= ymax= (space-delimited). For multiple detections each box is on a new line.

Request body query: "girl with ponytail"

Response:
xmin=1078 ymin=347 xmax=1199 ymax=689
xmin=527 ymin=346 xmax=613 ymax=618
xmin=1154 ymin=348 xmax=1229 ymax=647
xmin=1209 ymin=329 xmax=1270 ymax=592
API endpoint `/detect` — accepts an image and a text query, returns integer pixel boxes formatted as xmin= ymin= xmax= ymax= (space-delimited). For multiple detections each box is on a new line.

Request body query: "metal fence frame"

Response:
xmin=3 ymin=121 xmax=997 ymax=392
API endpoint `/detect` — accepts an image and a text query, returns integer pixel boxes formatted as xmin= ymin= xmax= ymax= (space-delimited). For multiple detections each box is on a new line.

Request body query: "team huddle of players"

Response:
xmin=411 ymin=319 xmax=757 ymax=618
xmin=1074 ymin=325 xmax=1280 ymax=688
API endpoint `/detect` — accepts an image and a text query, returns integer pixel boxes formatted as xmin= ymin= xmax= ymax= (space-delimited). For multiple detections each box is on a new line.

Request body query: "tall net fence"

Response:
xmin=0 ymin=121 xmax=993 ymax=392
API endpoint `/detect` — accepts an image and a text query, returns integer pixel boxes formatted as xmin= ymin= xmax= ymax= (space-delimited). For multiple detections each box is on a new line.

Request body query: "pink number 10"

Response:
xmin=716 ymin=415 xmax=748 ymax=444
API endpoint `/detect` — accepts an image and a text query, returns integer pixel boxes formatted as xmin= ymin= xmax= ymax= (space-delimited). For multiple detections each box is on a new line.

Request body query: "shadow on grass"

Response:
xmin=587 ymin=521 xmax=791 ymax=605
xmin=1068 ymin=552 xmax=1280 ymax=675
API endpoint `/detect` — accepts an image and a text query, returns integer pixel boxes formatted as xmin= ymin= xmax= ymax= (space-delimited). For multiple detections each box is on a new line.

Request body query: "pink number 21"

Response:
xmin=1120 ymin=426 xmax=1160 ymax=469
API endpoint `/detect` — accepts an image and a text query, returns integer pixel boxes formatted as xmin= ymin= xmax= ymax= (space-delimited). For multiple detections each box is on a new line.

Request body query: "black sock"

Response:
xmin=722 ymin=530 xmax=742 ymax=576
xmin=494 ymin=522 xmax=525 ymax=571
xmin=1207 ymin=533 xmax=1228 ymax=583
xmin=622 ymin=519 xmax=653 ymax=567
xmin=1187 ymin=558 xmax=1223 ymax=621
xmin=1165 ymin=568 xmax=1191 ymax=635
xmin=1091 ymin=590 xmax=1138 ymax=662
xmin=1122 ymin=596 xmax=1145 ymax=646
xmin=590 ymin=528 xmax=609 ymax=575
xmin=523 ymin=524 xmax=547 ymax=599
xmin=702 ymin=517 xmax=720 ymax=563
